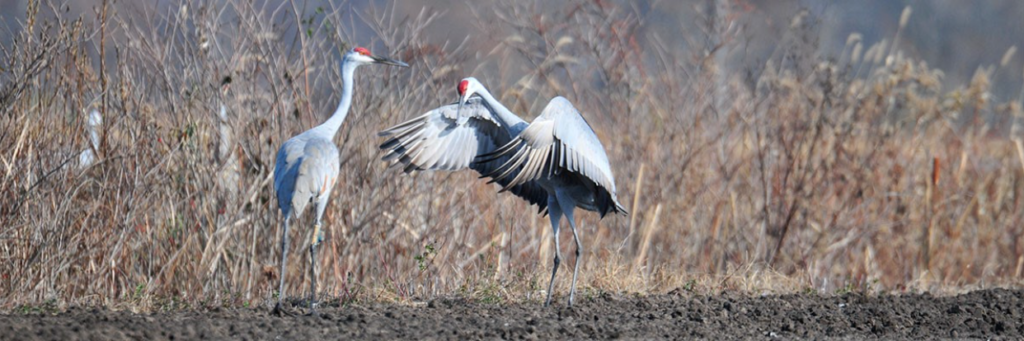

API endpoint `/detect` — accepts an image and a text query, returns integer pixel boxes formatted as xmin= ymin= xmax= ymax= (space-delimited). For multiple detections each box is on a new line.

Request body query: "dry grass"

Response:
xmin=2 ymin=0 xmax=1024 ymax=311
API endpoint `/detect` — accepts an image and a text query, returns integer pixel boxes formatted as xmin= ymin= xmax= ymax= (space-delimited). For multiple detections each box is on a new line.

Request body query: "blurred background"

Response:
xmin=2 ymin=0 xmax=1024 ymax=310
xmin=4 ymin=0 xmax=1024 ymax=99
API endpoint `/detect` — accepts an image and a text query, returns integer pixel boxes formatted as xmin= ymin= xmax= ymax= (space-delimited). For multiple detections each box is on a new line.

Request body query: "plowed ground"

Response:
xmin=3 ymin=289 xmax=1023 ymax=340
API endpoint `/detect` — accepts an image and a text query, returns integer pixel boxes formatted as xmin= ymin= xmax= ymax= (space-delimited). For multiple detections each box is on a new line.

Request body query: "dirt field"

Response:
xmin=1 ymin=288 xmax=1021 ymax=340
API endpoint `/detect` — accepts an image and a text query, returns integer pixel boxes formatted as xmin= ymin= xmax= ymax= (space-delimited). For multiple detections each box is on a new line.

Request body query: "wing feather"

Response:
xmin=273 ymin=135 xmax=340 ymax=219
xmin=474 ymin=97 xmax=627 ymax=216
xmin=379 ymin=97 xmax=547 ymax=210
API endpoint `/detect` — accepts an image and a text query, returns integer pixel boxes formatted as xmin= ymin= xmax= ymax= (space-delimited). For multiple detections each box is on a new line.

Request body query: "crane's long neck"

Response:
xmin=477 ymin=87 xmax=525 ymax=131
xmin=311 ymin=58 xmax=358 ymax=139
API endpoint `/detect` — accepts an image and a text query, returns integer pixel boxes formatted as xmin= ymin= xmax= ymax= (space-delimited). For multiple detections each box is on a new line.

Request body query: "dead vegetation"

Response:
xmin=1 ymin=1 xmax=1023 ymax=311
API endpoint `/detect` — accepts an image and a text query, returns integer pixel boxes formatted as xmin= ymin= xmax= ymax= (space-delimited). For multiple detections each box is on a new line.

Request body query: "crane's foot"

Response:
xmin=305 ymin=301 xmax=321 ymax=318
xmin=272 ymin=303 xmax=296 ymax=317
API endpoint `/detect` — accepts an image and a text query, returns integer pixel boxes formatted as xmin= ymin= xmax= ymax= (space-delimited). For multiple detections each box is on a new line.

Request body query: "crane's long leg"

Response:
xmin=308 ymin=222 xmax=320 ymax=316
xmin=565 ymin=207 xmax=581 ymax=307
xmin=554 ymin=191 xmax=582 ymax=307
xmin=274 ymin=216 xmax=291 ymax=315
xmin=308 ymin=200 xmax=327 ymax=317
xmin=544 ymin=196 xmax=562 ymax=307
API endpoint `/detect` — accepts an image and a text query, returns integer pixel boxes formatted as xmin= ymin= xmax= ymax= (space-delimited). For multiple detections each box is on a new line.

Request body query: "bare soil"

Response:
xmin=2 ymin=288 xmax=1023 ymax=340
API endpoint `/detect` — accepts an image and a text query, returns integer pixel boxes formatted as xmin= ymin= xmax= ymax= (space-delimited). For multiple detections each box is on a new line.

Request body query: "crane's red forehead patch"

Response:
xmin=354 ymin=47 xmax=371 ymax=56
xmin=458 ymin=80 xmax=469 ymax=95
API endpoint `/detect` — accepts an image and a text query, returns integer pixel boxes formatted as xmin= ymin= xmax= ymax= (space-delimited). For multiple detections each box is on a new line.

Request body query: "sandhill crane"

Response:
xmin=216 ymin=77 xmax=239 ymax=198
xmin=378 ymin=77 xmax=627 ymax=306
xmin=78 ymin=109 xmax=102 ymax=169
xmin=272 ymin=46 xmax=407 ymax=315
xmin=215 ymin=76 xmax=240 ymax=199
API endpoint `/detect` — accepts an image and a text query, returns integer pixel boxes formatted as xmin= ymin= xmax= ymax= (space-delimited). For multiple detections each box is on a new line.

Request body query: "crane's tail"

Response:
xmin=614 ymin=199 xmax=629 ymax=217
xmin=597 ymin=189 xmax=628 ymax=218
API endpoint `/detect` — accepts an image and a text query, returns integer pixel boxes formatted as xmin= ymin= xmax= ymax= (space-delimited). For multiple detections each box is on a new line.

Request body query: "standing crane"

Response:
xmin=216 ymin=76 xmax=240 ymax=198
xmin=378 ymin=77 xmax=627 ymax=306
xmin=273 ymin=46 xmax=407 ymax=315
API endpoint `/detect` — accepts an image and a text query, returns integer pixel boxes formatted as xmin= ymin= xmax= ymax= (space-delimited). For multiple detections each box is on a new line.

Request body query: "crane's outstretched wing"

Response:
xmin=378 ymin=97 xmax=548 ymax=211
xmin=478 ymin=96 xmax=627 ymax=217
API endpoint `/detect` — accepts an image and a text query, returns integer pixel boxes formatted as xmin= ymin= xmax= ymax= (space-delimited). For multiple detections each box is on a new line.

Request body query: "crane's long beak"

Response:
xmin=371 ymin=55 xmax=409 ymax=67
xmin=457 ymin=91 xmax=472 ymax=118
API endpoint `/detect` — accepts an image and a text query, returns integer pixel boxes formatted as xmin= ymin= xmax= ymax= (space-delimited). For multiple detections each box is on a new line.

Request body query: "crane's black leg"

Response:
xmin=544 ymin=197 xmax=562 ymax=307
xmin=553 ymin=191 xmax=582 ymax=307
xmin=308 ymin=222 xmax=322 ymax=317
xmin=566 ymin=208 xmax=582 ymax=307
xmin=274 ymin=217 xmax=291 ymax=316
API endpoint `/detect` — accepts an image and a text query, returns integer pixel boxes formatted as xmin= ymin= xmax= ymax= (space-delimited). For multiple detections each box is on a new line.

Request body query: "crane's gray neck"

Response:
xmin=311 ymin=57 xmax=358 ymax=139
xmin=477 ymin=87 xmax=526 ymax=132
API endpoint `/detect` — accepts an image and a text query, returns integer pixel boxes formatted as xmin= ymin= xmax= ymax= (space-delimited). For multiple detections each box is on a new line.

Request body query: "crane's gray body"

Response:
xmin=379 ymin=78 xmax=626 ymax=306
xmin=274 ymin=132 xmax=340 ymax=221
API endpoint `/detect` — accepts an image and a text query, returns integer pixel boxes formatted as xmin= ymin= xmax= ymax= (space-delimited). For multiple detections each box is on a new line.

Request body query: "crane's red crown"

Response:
xmin=354 ymin=47 xmax=371 ymax=56
xmin=458 ymin=80 xmax=469 ymax=96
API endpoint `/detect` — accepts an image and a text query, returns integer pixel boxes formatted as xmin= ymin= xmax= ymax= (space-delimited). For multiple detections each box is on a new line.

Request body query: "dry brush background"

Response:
xmin=2 ymin=0 xmax=1024 ymax=311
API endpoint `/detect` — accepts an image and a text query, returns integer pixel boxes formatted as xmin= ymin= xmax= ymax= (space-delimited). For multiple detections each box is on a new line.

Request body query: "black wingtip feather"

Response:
xmin=475 ymin=138 xmax=520 ymax=164
xmin=403 ymin=162 xmax=419 ymax=174
xmin=379 ymin=138 xmax=400 ymax=150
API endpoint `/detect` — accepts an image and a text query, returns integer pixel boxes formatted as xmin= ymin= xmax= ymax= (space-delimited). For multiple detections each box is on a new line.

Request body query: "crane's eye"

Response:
xmin=458 ymin=80 xmax=469 ymax=95
xmin=354 ymin=47 xmax=371 ymax=56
